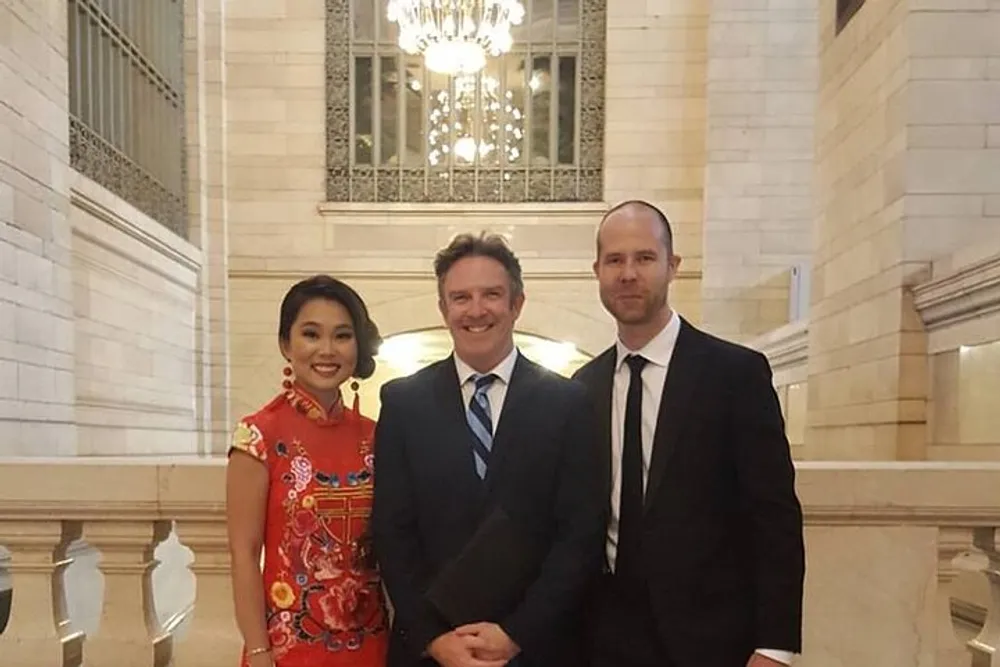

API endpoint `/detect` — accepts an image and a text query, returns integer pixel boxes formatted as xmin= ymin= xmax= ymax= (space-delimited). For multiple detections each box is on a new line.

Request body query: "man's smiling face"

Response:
xmin=439 ymin=255 xmax=524 ymax=373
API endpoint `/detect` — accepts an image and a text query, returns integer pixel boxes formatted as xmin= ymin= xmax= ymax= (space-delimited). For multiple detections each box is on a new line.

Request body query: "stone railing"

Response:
xmin=1 ymin=459 xmax=999 ymax=666
xmin=0 ymin=458 xmax=234 ymax=667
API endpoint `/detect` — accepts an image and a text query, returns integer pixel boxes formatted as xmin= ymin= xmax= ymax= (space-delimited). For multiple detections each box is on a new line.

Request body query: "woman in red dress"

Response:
xmin=226 ymin=275 xmax=388 ymax=667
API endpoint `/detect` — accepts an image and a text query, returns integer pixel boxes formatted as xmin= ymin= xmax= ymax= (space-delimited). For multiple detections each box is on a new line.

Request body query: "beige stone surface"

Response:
xmin=69 ymin=175 xmax=202 ymax=456
xmin=701 ymin=0 xmax=817 ymax=341
xmin=927 ymin=341 xmax=1000 ymax=461
xmin=804 ymin=1 xmax=1000 ymax=460
xmin=186 ymin=0 xmax=232 ymax=453
xmin=800 ymin=524 xmax=938 ymax=666
xmin=808 ymin=0 xmax=916 ymax=460
xmin=0 ymin=0 xmax=226 ymax=457
xmin=604 ymin=0 xmax=708 ymax=277
xmin=0 ymin=0 xmax=78 ymax=455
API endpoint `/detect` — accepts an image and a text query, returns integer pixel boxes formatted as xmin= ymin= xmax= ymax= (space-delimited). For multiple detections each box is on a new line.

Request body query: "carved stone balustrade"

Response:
xmin=1 ymin=458 xmax=999 ymax=666
xmin=0 ymin=458 xmax=239 ymax=667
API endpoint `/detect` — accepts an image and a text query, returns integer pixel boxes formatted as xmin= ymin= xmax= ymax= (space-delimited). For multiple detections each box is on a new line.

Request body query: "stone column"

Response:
xmin=700 ymin=0 xmax=817 ymax=341
xmin=807 ymin=0 xmax=1000 ymax=459
xmin=186 ymin=0 xmax=232 ymax=454
xmin=0 ymin=0 xmax=78 ymax=455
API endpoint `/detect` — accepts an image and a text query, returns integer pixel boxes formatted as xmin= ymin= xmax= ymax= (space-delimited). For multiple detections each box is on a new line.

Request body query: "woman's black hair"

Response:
xmin=278 ymin=275 xmax=382 ymax=379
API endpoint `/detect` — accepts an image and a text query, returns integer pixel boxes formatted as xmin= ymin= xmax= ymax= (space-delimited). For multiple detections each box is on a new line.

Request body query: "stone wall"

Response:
xmin=1 ymin=0 xmax=77 ymax=455
xmin=69 ymin=176 xmax=201 ymax=455
xmin=701 ymin=0 xmax=817 ymax=341
xmin=0 ymin=0 xmax=210 ymax=456
xmin=222 ymin=0 xmax=710 ymax=419
xmin=807 ymin=0 xmax=1000 ymax=460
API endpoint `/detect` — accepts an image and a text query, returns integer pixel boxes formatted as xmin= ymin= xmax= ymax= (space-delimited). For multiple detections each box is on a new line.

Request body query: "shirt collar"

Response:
xmin=614 ymin=310 xmax=681 ymax=372
xmin=454 ymin=346 xmax=519 ymax=387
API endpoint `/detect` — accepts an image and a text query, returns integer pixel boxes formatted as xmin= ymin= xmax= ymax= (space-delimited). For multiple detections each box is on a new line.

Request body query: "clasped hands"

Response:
xmin=427 ymin=622 xmax=519 ymax=667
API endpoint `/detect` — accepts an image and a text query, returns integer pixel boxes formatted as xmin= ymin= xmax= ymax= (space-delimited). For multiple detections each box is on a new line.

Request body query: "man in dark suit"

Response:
xmin=572 ymin=201 xmax=805 ymax=667
xmin=373 ymin=232 xmax=605 ymax=667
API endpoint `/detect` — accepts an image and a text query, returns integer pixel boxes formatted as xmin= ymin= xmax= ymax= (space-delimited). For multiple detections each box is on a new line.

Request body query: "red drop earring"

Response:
xmin=350 ymin=380 xmax=360 ymax=414
xmin=282 ymin=364 xmax=293 ymax=390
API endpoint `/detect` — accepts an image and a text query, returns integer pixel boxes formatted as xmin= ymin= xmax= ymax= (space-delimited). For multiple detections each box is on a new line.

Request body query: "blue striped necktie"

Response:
xmin=467 ymin=373 xmax=497 ymax=479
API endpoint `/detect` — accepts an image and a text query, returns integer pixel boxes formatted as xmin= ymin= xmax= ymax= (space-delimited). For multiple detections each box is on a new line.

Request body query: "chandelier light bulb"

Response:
xmin=427 ymin=75 xmax=523 ymax=167
xmin=387 ymin=0 xmax=525 ymax=75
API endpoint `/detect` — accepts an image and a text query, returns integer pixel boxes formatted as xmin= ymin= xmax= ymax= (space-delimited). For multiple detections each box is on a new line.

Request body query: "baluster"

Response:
xmin=940 ymin=526 xmax=975 ymax=667
xmin=0 ymin=520 xmax=84 ymax=667
xmin=969 ymin=527 xmax=1000 ymax=667
xmin=171 ymin=519 xmax=242 ymax=667
xmin=82 ymin=520 xmax=172 ymax=667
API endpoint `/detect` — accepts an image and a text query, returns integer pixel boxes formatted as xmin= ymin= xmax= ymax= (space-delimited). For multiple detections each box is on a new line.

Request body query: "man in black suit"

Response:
xmin=573 ymin=201 xmax=805 ymax=667
xmin=373 ymin=232 xmax=605 ymax=667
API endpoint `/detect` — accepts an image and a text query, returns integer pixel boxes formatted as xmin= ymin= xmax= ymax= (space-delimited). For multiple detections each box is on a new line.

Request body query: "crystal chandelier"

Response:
xmin=427 ymin=75 xmax=524 ymax=166
xmin=386 ymin=1 xmax=526 ymax=76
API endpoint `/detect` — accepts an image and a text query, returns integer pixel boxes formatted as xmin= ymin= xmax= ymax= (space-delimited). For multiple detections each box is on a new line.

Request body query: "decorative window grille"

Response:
xmin=67 ymin=0 xmax=187 ymax=235
xmin=326 ymin=0 xmax=606 ymax=203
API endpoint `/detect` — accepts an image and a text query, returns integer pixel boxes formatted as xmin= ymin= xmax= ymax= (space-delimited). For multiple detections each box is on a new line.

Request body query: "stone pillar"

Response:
xmin=171 ymin=520 xmax=242 ymax=667
xmin=0 ymin=0 xmax=78 ymax=455
xmin=186 ymin=0 xmax=232 ymax=454
xmin=807 ymin=0 xmax=1000 ymax=459
xmin=0 ymin=520 xmax=84 ymax=666
xmin=700 ymin=0 xmax=817 ymax=341
xmin=81 ymin=521 xmax=172 ymax=667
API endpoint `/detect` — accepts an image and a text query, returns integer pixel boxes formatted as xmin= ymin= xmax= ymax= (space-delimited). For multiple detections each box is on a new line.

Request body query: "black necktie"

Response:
xmin=616 ymin=354 xmax=648 ymax=582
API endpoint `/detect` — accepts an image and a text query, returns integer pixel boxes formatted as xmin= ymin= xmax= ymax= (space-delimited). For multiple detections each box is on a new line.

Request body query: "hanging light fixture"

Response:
xmin=427 ymin=74 xmax=524 ymax=166
xmin=386 ymin=1 xmax=526 ymax=76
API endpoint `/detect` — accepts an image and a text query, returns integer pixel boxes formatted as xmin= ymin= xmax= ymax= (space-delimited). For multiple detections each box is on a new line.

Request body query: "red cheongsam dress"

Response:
xmin=229 ymin=383 xmax=388 ymax=667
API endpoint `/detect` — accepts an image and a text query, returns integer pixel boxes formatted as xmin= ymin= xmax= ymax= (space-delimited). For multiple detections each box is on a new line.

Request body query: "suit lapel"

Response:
xmin=432 ymin=357 xmax=483 ymax=488
xmin=484 ymin=353 xmax=539 ymax=493
xmin=591 ymin=348 xmax=617 ymax=504
xmin=644 ymin=319 xmax=705 ymax=509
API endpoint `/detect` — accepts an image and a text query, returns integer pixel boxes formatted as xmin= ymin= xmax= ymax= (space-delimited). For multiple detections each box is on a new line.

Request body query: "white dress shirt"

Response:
xmin=454 ymin=346 xmax=519 ymax=432
xmin=607 ymin=312 xmax=793 ymax=666
xmin=608 ymin=310 xmax=680 ymax=569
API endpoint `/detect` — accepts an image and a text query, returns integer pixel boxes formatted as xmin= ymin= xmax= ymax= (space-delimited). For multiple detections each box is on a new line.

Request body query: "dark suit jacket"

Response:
xmin=372 ymin=352 xmax=606 ymax=667
xmin=572 ymin=319 xmax=805 ymax=667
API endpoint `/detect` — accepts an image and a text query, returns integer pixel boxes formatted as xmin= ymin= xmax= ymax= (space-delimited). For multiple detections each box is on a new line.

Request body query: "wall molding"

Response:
xmin=76 ymin=396 xmax=194 ymax=418
xmin=70 ymin=174 xmax=201 ymax=275
xmin=72 ymin=248 xmax=199 ymax=298
xmin=317 ymin=201 xmax=610 ymax=218
xmin=913 ymin=251 xmax=1000 ymax=332
xmin=228 ymin=268 xmax=703 ymax=281
xmin=748 ymin=320 xmax=809 ymax=374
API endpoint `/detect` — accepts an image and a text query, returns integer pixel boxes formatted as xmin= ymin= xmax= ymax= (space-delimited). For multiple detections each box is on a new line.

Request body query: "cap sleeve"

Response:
xmin=229 ymin=418 xmax=268 ymax=463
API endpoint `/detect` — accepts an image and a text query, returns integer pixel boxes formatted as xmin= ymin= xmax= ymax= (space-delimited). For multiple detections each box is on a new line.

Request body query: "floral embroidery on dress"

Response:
xmin=237 ymin=384 xmax=386 ymax=666
xmin=231 ymin=421 xmax=266 ymax=461
xmin=285 ymin=386 xmax=345 ymax=425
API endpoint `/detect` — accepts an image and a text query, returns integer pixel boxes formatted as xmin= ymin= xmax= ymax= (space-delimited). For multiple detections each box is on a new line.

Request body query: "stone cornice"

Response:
xmin=912 ymin=251 xmax=1000 ymax=331
xmin=227 ymin=267 xmax=704 ymax=281
xmin=316 ymin=201 xmax=608 ymax=220
xmin=747 ymin=320 xmax=809 ymax=373
xmin=70 ymin=174 xmax=202 ymax=274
